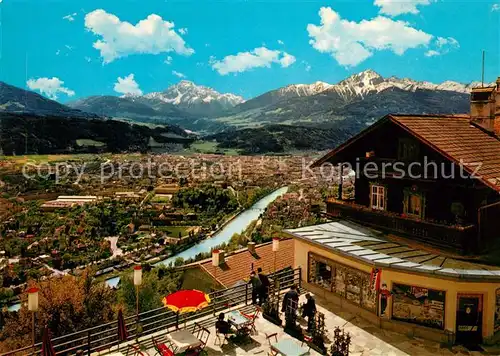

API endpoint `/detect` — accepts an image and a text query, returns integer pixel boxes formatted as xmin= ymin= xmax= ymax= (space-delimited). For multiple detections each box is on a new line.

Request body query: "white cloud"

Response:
xmin=210 ymin=47 xmax=296 ymax=75
xmin=425 ymin=36 xmax=459 ymax=57
xmin=374 ymin=0 xmax=433 ymax=16
xmin=436 ymin=36 xmax=459 ymax=48
xmin=63 ymin=13 xmax=77 ymax=22
xmin=27 ymin=77 xmax=75 ymax=100
xmin=493 ymin=4 xmax=500 ymax=11
xmin=85 ymin=56 xmax=92 ymax=62
xmin=425 ymin=50 xmax=440 ymax=57
xmin=56 ymin=50 xmax=61 ymax=56
xmin=84 ymin=9 xmax=194 ymax=63
xmin=307 ymin=7 xmax=433 ymax=67
xmin=279 ymin=52 xmax=296 ymax=67
xmin=172 ymin=70 xmax=186 ymax=78
xmin=302 ymin=61 xmax=312 ymax=71
xmin=179 ymin=28 xmax=188 ymax=35
xmin=277 ymin=40 xmax=284 ymax=45
xmin=165 ymin=56 xmax=173 ymax=65
xmin=113 ymin=74 xmax=143 ymax=95
xmin=65 ymin=45 xmax=74 ymax=51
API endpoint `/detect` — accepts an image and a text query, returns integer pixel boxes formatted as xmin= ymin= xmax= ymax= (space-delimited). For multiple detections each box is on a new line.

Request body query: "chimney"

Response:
xmin=470 ymin=77 xmax=500 ymax=136
xmin=247 ymin=242 xmax=256 ymax=254
xmin=212 ymin=249 xmax=225 ymax=266
xmin=218 ymin=250 xmax=225 ymax=265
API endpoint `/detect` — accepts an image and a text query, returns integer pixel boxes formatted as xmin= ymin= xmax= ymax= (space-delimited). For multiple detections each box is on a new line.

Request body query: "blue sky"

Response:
xmin=0 ymin=0 xmax=499 ymax=102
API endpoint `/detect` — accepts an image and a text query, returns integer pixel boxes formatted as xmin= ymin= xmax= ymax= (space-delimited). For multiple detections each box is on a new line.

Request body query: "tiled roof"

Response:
xmin=313 ymin=114 xmax=500 ymax=193
xmin=199 ymin=239 xmax=294 ymax=288
xmin=285 ymin=221 xmax=500 ymax=280
xmin=390 ymin=115 xmax=500 ymax=192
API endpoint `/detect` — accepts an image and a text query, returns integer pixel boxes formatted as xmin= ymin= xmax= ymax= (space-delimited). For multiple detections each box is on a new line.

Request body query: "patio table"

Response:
xmin=166 ymin=329 xmax=203 ymax=353
xmin=271 ymin=339 xmax=309 ymax=356
xmin=227 ymin=310 xmax=252 ymax=335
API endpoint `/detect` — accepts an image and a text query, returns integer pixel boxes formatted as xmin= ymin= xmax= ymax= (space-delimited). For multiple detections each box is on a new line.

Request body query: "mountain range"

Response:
xmin=65 ymin=70 xmax=479 ymax=133
xmin=0 ymin=70 xmax=488 ymax=154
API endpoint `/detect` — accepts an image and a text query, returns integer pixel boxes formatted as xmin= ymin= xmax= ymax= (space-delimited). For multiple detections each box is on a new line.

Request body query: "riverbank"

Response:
xmin=154 ymin=186 xmax=288 ymax=267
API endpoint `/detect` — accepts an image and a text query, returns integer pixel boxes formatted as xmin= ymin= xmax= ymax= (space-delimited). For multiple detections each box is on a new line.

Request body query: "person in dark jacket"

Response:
xmin=257 ymin=267 xmax=270 ymax=304
xmin=215 ymin=313 xmax=232 ymax=335
xmin=302 ymin=293 xmax=317 ymax=332
xmin=281 ymin=284 xmax=299 ymax=314
xmin=249 ymin=271 xmax=262 ymax=305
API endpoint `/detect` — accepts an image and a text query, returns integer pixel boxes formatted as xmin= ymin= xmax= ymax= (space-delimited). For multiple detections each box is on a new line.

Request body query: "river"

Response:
xmin=154 ymin=186 xmax=288 ymax=267
xmin=6 ymin=187 xmax=288 ymax=312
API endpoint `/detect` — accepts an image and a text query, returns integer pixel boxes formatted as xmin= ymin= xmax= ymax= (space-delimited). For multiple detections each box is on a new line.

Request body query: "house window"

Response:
xmin=404 ymin=189 xmax=425 ymax=218
xmin=398 ymin=138 xmax=419 ymax=161
xmin=370 ymin=185 xmax=386 ymax=210
xmin=307 ymin=253 xmax=376 ymax=312
xmin=408 ymin=194 xmax=422 ymax=216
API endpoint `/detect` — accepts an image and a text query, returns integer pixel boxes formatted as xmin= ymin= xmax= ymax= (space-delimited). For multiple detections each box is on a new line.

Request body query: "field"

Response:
xmin=186 ymin=141 xmax=241 ymax=156
xmin=156 ymin=226 xmax=194 ymax=238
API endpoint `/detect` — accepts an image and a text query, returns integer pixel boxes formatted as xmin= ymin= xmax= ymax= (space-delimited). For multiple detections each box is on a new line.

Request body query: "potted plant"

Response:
xmin=306 ymin=313 xmax=327 ymax=355
xmin=262 ymin=299 xmax=282 ymax=326
xmin=283 ymin=300 xmax=303 ymax=341
xmin=329 ymin=327 xmax=351 ymax=356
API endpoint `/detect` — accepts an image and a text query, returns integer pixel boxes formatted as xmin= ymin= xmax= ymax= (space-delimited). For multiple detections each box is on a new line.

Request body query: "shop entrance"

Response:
xmin=456 ymin=294 xmax=483 ymax=345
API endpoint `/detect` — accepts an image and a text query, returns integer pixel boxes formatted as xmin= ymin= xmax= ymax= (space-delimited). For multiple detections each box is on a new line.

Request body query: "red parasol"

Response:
xmin=162 ymin=290 xmax=211 ymax=314
xmin=41 ymin=327 xmax=56 ymax=356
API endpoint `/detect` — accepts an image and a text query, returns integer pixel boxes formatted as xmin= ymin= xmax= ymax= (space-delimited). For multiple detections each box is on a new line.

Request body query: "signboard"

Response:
xmin=392 ymin=283 xmax=445 ymax=330
xmin=369 ymin=268 xmax=381 ymax=292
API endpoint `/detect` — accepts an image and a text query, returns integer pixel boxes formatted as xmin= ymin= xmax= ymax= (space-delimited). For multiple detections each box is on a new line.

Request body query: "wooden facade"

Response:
xmin=314 ymin=116 xmax=500 ymax=253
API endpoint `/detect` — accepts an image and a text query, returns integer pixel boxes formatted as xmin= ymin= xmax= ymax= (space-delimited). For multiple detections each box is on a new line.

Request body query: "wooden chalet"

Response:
xmin=313 ymin=77 xmax=500 ymax=253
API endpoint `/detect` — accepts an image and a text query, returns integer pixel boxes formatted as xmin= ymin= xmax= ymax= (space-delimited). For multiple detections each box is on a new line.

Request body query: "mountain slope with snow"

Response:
xmin=144 ymin=80 xmax=244 ymax=117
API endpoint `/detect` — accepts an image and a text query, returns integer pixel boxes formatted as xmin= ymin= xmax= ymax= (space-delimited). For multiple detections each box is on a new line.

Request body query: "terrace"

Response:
xmin=326 ymin=198 xmax=477 ymax=251
xmin=2 ymin=268 xmax=494 ymax=356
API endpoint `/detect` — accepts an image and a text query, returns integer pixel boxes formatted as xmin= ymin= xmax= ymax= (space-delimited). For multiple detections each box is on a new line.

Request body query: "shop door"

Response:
xmin=456 ymin=295 xmax=482 ymax=345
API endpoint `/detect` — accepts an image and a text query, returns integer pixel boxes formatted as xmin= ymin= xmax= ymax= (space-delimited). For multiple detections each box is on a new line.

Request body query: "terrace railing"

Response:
xmin=1 ymin=267 xmax=301 ymax=356
xmin=326 ymin=198 xmax=477 ymax=251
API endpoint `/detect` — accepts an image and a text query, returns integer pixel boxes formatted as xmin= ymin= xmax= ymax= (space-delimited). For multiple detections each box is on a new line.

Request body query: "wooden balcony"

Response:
xmin=326 ymin=198 xmax=478 ymax=251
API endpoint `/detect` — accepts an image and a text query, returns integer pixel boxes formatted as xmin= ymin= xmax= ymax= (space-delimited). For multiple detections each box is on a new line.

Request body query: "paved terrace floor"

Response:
xmin=100 ymin=293 xmax=498 ymax=356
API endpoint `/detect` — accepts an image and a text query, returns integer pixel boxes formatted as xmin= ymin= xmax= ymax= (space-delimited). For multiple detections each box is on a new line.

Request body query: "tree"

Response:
xmin=117 ymin=268 xmax=182 ymax=316
xmin=0 ymin=269 xmax=116 ymax=353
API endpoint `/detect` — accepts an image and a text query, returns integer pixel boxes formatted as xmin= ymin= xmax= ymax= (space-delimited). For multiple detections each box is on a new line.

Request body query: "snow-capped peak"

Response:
xmin=279 ymin=81 xmax=334 ymax=97
xmin=144 ymin=81 xmax=245 ymax=108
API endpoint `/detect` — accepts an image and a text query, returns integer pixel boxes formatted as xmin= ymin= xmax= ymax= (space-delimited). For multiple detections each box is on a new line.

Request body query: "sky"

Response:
xmin=0 ymin=0 xmax=499 ymax=102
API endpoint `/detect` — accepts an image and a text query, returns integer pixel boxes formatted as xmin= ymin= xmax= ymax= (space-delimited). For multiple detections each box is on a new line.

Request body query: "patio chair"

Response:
xmin=215 ymin=329 xmax=230 ymax=347
xmin=191 ymin=322 xmax=203 ymax=336
xmin=152 ymin=336 xmax=177 ymax=356
xmin=183 ymin=327 xmax=210 ymax=356
xmin=127 ymin=344 xmax=151 ymax=356
xmin=241 ymin=306 xmax=261 ymax=334
xmin=265 ymin=333 xmax=278 ymax=356
xmin=301 ymin=335 xmax=312 ymax=351
xmin=265 ymin=333 xmax=278 ymax=345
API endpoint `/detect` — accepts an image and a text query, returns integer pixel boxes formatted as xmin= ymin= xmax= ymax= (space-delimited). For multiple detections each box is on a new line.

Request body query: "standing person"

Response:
xmin=257 ymin=267 xmax=270 ymax=304
xmin=379 ymin=283 xmax=391 ymax=317
xmin=302 ymin=294 xmax=317 ymax=332
xmin=282 ymin=284 xmax=299 ymax=314
xmin=249 ymin=271 xmax=262 ymax=305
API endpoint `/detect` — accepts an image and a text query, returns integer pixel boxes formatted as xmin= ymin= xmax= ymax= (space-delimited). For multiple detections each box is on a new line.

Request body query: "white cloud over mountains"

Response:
xmin=84 ymin=9 xmax=194 ymax=63
xmin=63 ymin=13 xmax=77 ymax=22
xmin=374 ymin=0 xmax=434 ymax=16
xmin=172 ymin=70 xmax=186 ymax=78
xmin=27 ymin=77 xmax=75 ymax=100
xmin=114 ymin=74 xmax=143 ymax=95
xmin=210 ymin=47 xmax=296 ymax=75
xmin=307 ymin=7 xmax=435 ymax=67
